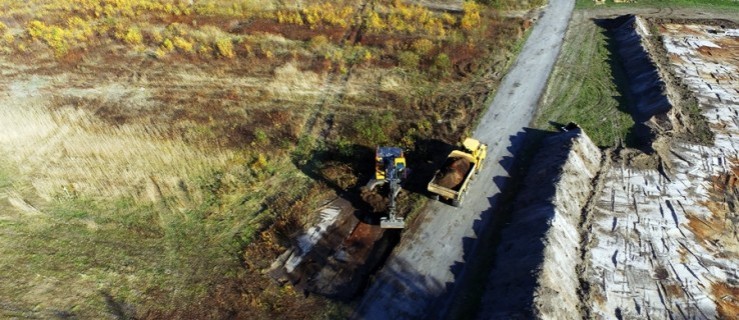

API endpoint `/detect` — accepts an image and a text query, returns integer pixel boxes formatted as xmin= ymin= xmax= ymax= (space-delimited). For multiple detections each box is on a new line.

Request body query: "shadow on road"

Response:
xmin=356 ymin=255 xmax=450 ymax=320
xmin=436 ymin=127 xmax=561 ymax=319
xmin=359 ymin=128 xmax=558 ymax=319
xmin=472 ymin=128 xmax=588 ymax=319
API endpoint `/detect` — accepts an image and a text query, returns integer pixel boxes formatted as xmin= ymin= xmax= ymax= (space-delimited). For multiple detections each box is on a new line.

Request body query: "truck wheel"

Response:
xmin=452 ymin=199 xmax=461 ymax=207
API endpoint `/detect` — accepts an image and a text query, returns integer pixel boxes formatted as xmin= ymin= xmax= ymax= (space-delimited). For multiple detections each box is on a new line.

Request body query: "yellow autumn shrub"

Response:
xmin=215 ymin=37 xmax=234 ymax=58
xmin=124 ymin=27 xmax=143 ymax=45
xmin=173 ymin=36 xmax=193 ymax=53
xmin=461 ymin=2 xmax=481 ymax=31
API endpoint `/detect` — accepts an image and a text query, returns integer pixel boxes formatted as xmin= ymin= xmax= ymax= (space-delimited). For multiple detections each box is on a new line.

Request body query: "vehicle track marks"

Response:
xmin=299 ymin=0 xmax=373 ymax=142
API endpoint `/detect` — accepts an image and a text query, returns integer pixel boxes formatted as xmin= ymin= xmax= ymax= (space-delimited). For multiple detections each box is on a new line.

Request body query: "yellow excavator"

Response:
xmin=360 ymin=146 xmax=407 ymax=229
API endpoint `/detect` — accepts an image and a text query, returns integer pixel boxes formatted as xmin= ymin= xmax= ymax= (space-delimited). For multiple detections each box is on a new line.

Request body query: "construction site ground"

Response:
xmin=475 ymin=7 xmax=739 ymax=320
xmin=3 ymin=0 xmax=735 ymax=318
xmin=271 ymin=3 xmax=739 ymax=320
xmin=270 ymin=0 xmax=576 ymax=317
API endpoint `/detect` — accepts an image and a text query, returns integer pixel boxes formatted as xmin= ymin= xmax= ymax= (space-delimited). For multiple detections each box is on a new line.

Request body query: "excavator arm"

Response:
xmin=361 ymin=147 xmax=406 ymax=229
xmin=382 ymin=172 xmax=403 ymax=228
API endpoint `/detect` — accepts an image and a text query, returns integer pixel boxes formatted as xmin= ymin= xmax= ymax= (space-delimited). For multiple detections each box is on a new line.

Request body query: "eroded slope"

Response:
xmin=476 ymin=128 xmax=602 ymax=319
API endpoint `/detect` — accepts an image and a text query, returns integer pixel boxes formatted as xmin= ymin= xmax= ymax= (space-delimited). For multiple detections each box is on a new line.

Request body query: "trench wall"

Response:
xmin=476 ymin=128 xmax=601 ymax=319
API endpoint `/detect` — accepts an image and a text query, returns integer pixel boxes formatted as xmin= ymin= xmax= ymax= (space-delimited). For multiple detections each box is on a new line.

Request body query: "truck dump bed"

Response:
xmin=427 ymin=150 xmax=477 ymax=203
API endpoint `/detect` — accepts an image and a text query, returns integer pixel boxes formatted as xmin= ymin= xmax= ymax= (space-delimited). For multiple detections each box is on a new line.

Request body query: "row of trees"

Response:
xmin=0 ymin=0 xmax=485 ymax=67
xmin=271 ymin=1 xmax=483 ymax=37
xmin=11 ymin=17 xmax=236 ymax=58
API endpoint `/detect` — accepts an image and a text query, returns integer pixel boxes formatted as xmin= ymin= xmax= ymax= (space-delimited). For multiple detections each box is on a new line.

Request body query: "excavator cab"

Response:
xmin=362 ymin=147 xmax=406 ymax=229
xmin=374 ymin=147 xmax=406 ymax=180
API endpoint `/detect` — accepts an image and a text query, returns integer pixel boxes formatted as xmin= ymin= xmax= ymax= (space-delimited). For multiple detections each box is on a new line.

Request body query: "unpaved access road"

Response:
xmin=352 ymin=0 xmax=575 ymax=318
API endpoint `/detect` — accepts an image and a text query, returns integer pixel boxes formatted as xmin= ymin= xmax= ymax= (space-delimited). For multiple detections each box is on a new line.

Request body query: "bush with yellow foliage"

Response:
xmin=124 ymin=27 xmax=143 ymax=45
xmin=364 ymin=1 xmax=452 ymax=37
xmin=28 ymin=20 xmax=73 ymax=56
xmin=173 ymin=36 xmax=194 ymax=53
xmin=215 ymin=37 xmax=234 ymax=58
xmin=461 ymin=2 xmax=482 ymax=31
xmin=3 ymin=0 xmax=492 ymax=66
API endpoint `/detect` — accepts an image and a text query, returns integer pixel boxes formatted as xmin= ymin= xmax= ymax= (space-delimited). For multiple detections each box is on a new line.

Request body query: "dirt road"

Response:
xmin=352 ymin=0 xmax=575 ymax=318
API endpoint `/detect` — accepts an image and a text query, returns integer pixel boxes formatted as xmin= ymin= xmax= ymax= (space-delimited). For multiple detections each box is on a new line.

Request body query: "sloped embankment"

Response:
xmin=606 ymin=15 xmax=672 ymax=121
xmin=476 ymin=127 xmax=602 ymax=319
xmin=476 ymin=15 xmax=739 ymax=320
xmin=599 ymin=15 xmax=673 ymax=148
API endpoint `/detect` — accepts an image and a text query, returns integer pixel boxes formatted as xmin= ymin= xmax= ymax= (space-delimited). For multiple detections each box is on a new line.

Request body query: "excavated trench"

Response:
xmin=581 ymin=17 xmax=739 ymax=319
xmin=270 ymin=140 xmax=459 ymax=300
xmin=268 ymin=197 xmax=401 ymax=300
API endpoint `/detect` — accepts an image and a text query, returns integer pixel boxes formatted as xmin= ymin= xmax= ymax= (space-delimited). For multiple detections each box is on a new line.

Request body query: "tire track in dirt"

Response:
xmin=299 ymin=0 xmax=373 ymax=141
xmin=268 ymin=0 xmax=404 ymax=300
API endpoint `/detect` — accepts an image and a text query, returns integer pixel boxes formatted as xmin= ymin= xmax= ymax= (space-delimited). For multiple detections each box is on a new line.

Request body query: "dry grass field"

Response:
xmin=0 ymin=0 xmax=534 ymax=318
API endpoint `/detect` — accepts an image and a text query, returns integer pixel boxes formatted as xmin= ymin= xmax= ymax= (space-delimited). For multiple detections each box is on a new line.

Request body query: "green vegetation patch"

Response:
xmin=534 ymin=20 xmax=634 ymax=147
xmin=1 ymin=197 xmax=243 ymax=317
xmin=576 ymin=0 xmax=739 ymax=10
xmin=0 ymin=156 xmax=317 ymax=318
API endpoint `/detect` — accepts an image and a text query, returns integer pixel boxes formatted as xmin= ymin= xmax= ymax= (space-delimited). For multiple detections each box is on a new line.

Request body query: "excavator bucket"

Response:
xmin=380 ymin=216 xmax=405 ymax=229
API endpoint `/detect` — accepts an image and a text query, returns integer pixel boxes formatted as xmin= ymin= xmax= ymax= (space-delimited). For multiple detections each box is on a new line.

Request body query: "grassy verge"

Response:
xmin=0 ymin=155 xmax=319 ymax=318
xmin=576 ymin=0 xmax=739 ymax=10
xmin=533 ymin=17 xmax=634 ymax=147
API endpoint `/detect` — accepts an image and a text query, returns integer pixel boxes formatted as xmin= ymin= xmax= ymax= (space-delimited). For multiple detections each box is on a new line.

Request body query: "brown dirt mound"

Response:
xmin=360 ymin=186 xmax=388 ymax=213
xmin=435 ymin=157 xmax=470 ymax=189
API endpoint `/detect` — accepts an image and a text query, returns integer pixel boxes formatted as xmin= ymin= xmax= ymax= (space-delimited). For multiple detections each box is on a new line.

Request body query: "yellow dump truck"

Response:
xmin=427 ymin=138 xmax=487 ymax=207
